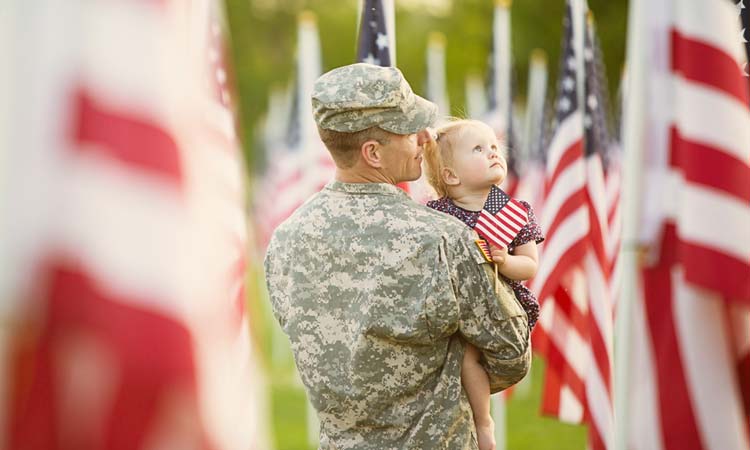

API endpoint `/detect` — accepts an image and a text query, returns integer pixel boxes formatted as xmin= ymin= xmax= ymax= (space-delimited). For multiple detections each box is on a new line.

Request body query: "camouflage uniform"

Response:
xmin=264 ymin=63 xmax=531 ymax=449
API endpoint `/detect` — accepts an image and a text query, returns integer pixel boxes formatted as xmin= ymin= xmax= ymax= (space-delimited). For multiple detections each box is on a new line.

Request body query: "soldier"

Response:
xmin=264 ymin=63 xmax=531 ymax=449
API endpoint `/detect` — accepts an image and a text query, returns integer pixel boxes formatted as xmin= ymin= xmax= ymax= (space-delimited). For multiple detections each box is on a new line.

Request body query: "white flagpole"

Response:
xmin=522 ymin=49 xmax=547 ymax=165
xmin=614 ymin=0 xmax=648 ymax=447
xmin=492 ymin=0 xmax=512 ymax=131
xmin=0 ymin=3 xmax=17 ymax=443
xmin=263 ymin=85 xmax=292 ymax=157
xmin=491 ymin=394 xmax=507 ymax=450
xmin=426 ymin=32 xmax=450 ymax=120
xmin=490 ymin=2 xmax=512 ymax=447
xmin=306 ymin=397 xmax=319 ymax=449
xmin=383 ymin=0 xmax=396 ymax=66
xmin=296 ymin=12 xmax=324 ymax=450
xmin=465 ymin=73 xmax=488 ymax=119
xmin=297 ymin=11 xmax=322 ymax=153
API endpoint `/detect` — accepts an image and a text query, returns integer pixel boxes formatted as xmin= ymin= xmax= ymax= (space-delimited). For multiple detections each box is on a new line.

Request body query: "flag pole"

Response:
xmin=296 ymin=11 xmax=321 ymax=154
xmin=495 ymin=264 xmax=499 ymax=293
xmin=465 ymin=72 xmax=488 ymax=119
xmin=493 ymin=0 xmax=512 ymax=131
xmin=297 ymin=12 xmax=324 ymax=449
xmin=522 ymin=49 xmax=547 ymax=163
xmin=426 ymin=32 xmax=450 ymax=119
xmin=491 ymin=3 xmax=511 ymax=449
xmin=614 ymin=0 xmax=648 ymax=447
xmin=383 ymin=0 xmax=396 ymax=66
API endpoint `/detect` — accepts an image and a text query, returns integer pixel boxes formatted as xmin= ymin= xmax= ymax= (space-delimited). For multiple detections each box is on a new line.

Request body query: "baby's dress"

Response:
xmin=427 ymin=193 xmax=544 ymax=328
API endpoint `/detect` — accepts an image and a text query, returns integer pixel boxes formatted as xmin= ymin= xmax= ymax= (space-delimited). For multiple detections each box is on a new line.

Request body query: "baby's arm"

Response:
xmin=490 ymin=241 xmax=538 ymax=281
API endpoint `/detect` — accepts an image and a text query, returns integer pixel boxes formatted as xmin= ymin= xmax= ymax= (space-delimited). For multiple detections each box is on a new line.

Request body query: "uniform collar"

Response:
xmin=326 ymin=181 xmax=410 ymax=198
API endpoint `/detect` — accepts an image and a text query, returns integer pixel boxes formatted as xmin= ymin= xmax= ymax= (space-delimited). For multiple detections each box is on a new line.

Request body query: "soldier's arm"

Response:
xmin=448 ymin=232 xmax=532 ymax=393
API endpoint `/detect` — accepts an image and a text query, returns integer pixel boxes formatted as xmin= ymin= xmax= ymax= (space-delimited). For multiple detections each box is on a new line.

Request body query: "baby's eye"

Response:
xmin=490 ymin=145 xmax=498 ymax=152
xmin=473 ymin=145 xmax=483 ymax=153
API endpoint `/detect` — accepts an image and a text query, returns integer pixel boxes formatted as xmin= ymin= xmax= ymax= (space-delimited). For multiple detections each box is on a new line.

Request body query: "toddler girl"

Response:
xmin=423 ymin=119 xmax=543 ymax=450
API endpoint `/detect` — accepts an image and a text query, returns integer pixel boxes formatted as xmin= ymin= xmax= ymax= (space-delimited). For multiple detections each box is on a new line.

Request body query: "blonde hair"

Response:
xmin=423 ymin=119 xmax=502 ymax=198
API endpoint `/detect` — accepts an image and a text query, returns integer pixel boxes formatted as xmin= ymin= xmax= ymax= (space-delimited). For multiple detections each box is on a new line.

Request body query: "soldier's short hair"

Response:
xmin=317 ymin=126 xmax=392 ymax=169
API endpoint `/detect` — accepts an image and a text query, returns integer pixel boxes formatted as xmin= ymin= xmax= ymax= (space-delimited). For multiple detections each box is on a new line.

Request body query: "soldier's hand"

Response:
xmin=490 ymin=245 xmax=507 ymax=266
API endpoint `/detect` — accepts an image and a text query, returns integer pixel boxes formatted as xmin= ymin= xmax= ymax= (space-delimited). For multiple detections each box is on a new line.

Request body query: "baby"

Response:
xmin=423 ymin=119 xmax=543 ymax=450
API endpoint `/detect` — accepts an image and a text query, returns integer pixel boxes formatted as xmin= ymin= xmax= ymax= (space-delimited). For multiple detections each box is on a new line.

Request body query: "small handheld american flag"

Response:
xmin=473 ymin=185 xmax=529 ymax=249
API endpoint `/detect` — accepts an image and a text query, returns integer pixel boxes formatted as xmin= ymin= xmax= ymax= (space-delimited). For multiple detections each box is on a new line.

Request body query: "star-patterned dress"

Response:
xmin=427 ymin=191 xmax=544 ymax=328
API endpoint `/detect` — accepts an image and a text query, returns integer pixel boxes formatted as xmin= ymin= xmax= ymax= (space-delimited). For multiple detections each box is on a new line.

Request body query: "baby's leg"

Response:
xmin=462 ymin=343 xmax=495 ymax=450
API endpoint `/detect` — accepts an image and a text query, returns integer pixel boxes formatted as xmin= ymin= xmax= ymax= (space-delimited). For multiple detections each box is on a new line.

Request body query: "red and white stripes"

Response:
xmin=3 ymin=1 xmax=265 ymax=448
xmin=604 ymin=160 xmax=622 ymax=311
xmin=583 ymin=151 xmax=614 ymax=450
xmin=532 ymin=2 xmax=616 ymax=448
xmin=533 ymin=110 xmax=589 ymax=304
xmin=475 ymin=198 xmax=529 ymax=249
xmin=624 ymin=0 xmax=750 ymax=449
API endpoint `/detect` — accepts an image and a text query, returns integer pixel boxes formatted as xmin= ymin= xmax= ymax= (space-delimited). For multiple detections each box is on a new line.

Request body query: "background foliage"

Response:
xmin=224 ymin=0 xmax=628 ymax=173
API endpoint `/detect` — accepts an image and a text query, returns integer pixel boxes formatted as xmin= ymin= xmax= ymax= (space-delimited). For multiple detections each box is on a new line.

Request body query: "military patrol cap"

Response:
xmin=312 ymin=63 xmax=438 ymax=135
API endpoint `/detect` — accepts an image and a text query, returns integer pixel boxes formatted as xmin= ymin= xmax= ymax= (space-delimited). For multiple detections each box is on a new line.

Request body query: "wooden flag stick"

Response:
xmin=494 ymin=263 xmax=499 ymax=293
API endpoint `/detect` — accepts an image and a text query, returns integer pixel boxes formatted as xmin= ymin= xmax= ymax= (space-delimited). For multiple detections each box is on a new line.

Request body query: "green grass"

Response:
xmin=505 ymin=358 xmax=587 ymax=449
xmin=270 ymin=381 xmax=312 ymax=450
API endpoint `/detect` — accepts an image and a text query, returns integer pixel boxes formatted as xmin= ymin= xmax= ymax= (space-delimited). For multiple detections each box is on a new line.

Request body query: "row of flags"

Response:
xmin=253 ymin=12 xmax=335 ymax=253
xmin=254 ymin=1 xmax=750 ymax=450
xmin=2 ymin=1 xmax=268 ymax=449
xmin=530 ymin=2 xmax=618 ymax=449
xmin=3 ymin=0 xmax=744 ymax=448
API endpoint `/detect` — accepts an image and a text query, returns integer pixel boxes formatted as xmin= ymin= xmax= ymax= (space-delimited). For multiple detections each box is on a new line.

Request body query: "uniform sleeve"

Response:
xmin=263 ymin=233 xmax=291 ymax=329
xmin=446 ymin=227 xmax=532 ymax=393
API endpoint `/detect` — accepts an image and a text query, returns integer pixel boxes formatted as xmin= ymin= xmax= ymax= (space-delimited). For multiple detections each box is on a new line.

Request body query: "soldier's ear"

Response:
xmin=360 ymin=140 xmax=383 ymax=168
xmin=442 ymin=167 xmax=460 ymax=186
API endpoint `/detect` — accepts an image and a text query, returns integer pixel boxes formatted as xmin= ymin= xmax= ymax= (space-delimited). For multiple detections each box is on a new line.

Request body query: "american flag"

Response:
xmin=580 ymin=12 xmax=615 ymax=450
xmin=3 ymin=1 xmax=265 ymax=448
xmin=474 ymin=186 xmax=529 ymax=249
xmin=532 ymin=0 xmax=588 ymax=318
xmin=531 ymin=0 xmax=605 ymax=447
xmin=622 ymin=0 xmax=750 ymax=449
xmin=357 ymin=0 xmax=393 ymax=66
xmin=355 ymin=0 xmax=416 ymax=197
xmin=592 ymin=27 xmax=623 ymax=313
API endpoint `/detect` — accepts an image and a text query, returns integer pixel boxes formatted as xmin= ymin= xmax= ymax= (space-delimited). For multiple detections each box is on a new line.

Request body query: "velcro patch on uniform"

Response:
xmin=475 ymin=239 xmax=492 ymax=262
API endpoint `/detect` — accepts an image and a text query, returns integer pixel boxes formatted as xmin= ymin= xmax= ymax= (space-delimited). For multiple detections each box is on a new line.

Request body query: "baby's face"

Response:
xmin=448 ymin=123 xmax=507 ymax=190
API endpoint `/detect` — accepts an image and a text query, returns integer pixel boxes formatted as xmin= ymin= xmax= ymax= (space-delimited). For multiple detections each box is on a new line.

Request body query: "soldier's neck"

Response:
xmin=335 ymin=167 xmax=398 ymax=185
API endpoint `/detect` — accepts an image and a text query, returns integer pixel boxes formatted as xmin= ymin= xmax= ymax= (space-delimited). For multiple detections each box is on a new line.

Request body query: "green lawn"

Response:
xmin=505 ymin=358 xmax=587 ymax=449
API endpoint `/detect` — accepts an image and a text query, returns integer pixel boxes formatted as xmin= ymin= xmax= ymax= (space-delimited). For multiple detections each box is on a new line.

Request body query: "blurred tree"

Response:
xmin=225 ymin=0 xmax=628 ymax=173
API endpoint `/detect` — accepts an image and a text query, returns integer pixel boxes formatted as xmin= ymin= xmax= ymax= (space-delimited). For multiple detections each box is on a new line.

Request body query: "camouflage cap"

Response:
xmin=312 ymin=63 xmax=438 ymax=135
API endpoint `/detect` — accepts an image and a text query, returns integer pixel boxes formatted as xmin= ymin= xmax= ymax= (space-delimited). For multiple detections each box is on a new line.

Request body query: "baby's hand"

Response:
xmin=490 ymin=245 xmax=508 ymax=266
